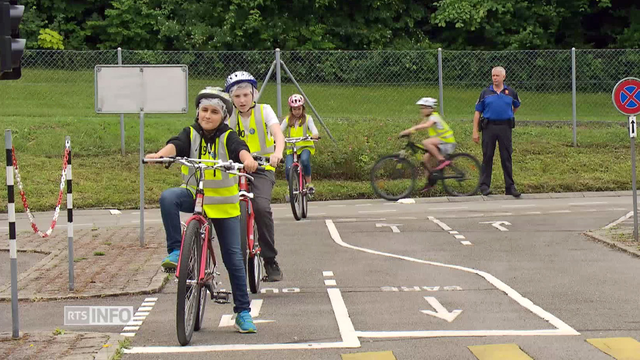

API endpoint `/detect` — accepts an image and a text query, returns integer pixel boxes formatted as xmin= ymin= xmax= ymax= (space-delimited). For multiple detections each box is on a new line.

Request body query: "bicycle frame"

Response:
xmin=238 ymin=168 xmax=258 ymax=259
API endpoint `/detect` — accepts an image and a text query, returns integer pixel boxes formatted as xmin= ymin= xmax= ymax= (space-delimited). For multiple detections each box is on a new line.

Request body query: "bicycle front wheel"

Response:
xmin=176 ymin=221 xmax=201 ymax=346
xmin=194 ymin=237 xmax=212 ymax=331
xmin=301 ymin=175 xmax=308 ymax=219
xmin=441 ymin=153 xmax=481 ymax=196
xmin=370 ymin=155 xmax=417 ymax=201
xmin=288 ymin=164 xmax=303 ymax=220
xmin=247 ymin=220 xmax=262 ymax=294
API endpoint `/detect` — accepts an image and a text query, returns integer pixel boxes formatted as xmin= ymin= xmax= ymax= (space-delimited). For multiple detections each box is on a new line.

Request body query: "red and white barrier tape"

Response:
xmin=12 ymin=147 xmax=70 ymax=238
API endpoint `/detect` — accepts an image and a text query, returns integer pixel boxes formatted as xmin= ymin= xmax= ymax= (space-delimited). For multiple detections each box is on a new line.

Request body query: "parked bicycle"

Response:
xmin=143 ymin=157 xmax=253 ymax=346
xmin=284 ymin=136 xmax=320 ymax=220
xmin=370 ymin=135 xmax=481 ymax=200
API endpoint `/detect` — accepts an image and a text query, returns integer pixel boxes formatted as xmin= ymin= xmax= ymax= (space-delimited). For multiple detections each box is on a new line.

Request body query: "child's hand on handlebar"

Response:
xmin=269 ymin=151 xmax=283 ymax=168
xmin=243 ymin=158 xmax=259 ymax=173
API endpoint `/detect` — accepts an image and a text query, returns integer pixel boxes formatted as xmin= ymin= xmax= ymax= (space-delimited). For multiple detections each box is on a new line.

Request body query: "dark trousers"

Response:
xmin=480 ymin=122 xmax=515 ymax=190
xmin=250 ymin=169 xmax=278 ymax=261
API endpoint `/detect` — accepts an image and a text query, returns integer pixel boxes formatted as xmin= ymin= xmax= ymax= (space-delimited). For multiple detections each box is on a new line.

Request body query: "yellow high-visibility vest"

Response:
xmin=228 ymin=104 xmax=275 ymax=171
xmin=181 ymin=127 xmax=240 ymax=218
xmin=284 ymin=115 xmax=315 ymax=155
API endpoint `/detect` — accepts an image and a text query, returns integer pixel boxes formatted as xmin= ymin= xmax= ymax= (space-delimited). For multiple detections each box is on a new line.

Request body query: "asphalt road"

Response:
xmin=2 ymin=195 xmax=640 ymax=359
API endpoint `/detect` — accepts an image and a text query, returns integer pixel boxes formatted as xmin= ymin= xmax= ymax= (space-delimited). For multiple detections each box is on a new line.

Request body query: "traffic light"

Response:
xmin=0 ymin=0 xmax=25 ymax=80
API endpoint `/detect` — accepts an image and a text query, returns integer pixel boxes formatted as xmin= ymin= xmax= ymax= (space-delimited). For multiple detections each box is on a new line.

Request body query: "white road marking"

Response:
xmin=525 ymin=211 xmax=542 ymax=215
xmin=604 ymin=211 xmax=634 ymax=229
xmin=428 ymin=206 xmax=469 ymax=211
xmin=325 ymin=219 xmax=579 ymax=338
xmin=376 ymin=223 xmax=402 ymax=233
xmin=480 ymin=221 xmax=511 ymax=232
xmin=144 ymin=297 xmax=158 ymax=302
xmin=492 ymin=212 xmax=513 ymax=216
xmin=454 ymin=235 xmax=466 ymax=239
xmin=449 ymin=231 xmax=459 ymax=235
xmin=460 ymin=241 xmax=473 ymax=246
xmin=325 ymin=279 xmax=337 ymax=286
xmin=323 ymin=271 xmax=334 ymax=277
xmin=131 ymin=219 xmax=162 ymax=223
xmin=355 ymin=204 xmax=372 ymax=207
xmin=549 ymin=210 xmax=571 ymax=214
xmin=120 ymin=332 xmax=136 ymax=337
xmin=127 ymin=286 xmax=360 ymax=353
xmin=358 ymin=210 xmax=397 ymax=214
xmin=329 ymin=205 xmax=347 ymax=208
xmin=219 ymin=299 xmax=275 ymax=327
xmin=421 ymin=297 xmax=462 ymax=323
xmin=122 ymin=326 xmax=139 ymax=331
xmin=396 ymin=216 xmax=417 ymax=220
xmin=569 ymin=202 xmax=607 ymax=206
xmin=334 ymin=219 xmax=357 ymax=222
xmin=501 ymin=204 xmax=535 ymax=208
xmin=141 ymin=302 xmax=155 ymax=307
xmin=138 ymin=307 xmax=153 ymax=311
xmin=134 ymin=312 xmax=149 ymax=316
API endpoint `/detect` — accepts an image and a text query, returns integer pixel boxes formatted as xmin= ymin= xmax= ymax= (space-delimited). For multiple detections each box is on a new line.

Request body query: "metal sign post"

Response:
xmin=612 ymin=77 xmax=640 ymax=241
xmin=95 ymin=65 xmax=188 ymax=246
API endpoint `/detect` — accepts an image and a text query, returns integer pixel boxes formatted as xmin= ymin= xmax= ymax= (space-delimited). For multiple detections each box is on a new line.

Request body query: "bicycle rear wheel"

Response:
xmin=288 ymin=164 xmax=303 ymax=220
xmin=240 ymin=201 xmax=250 ymax=271
xmin=176 ymin=221 xmax=201 ymax=346
xmin=370 ymin=155 xmax=417 ymax=200
xmin=194 ymin=234 xmax=212 ymax=331
xmin=441 ymin=153 xmax=481 ymax=196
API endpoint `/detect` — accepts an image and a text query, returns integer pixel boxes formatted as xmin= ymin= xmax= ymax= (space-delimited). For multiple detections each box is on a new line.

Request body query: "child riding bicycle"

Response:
xmin=399 ymin=97 xmax=457 ymax=192
xmin=281 ymin=94 xmax=319 ymax=194
xmin=145 ymin=86 xmax=259 ymax=333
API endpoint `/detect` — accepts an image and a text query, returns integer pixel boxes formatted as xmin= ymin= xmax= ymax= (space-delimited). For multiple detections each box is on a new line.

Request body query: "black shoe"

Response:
xmin=264 ymin=260 xmax=283 ymax=282
xmin=480 ymin=187 xmax=491 ymax=196
xmin=506 ymin=187 xmax=521 ymax=198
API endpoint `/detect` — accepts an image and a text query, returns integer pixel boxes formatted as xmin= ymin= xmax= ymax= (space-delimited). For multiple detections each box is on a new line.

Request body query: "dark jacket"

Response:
xmin=166 ymin=122 xmax=249 ymax=163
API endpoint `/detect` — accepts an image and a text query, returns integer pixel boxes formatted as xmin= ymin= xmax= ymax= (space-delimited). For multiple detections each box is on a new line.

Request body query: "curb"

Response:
xmin=94 ymin=333 xmax=127 ymax=360
xmin=583 ymin=231 xmax=640 ymax=258
xmin=0 ymin=271 xmax=170 ymax=302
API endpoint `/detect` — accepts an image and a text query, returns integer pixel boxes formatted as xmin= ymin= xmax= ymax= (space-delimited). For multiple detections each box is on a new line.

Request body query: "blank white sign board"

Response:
xmin=95 ymin=65 xmax=188 ymax=114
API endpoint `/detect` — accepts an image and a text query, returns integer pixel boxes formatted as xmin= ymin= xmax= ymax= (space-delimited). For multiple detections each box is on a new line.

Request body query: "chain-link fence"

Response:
xmin=1 ymin=48 xmax=639 ymax=123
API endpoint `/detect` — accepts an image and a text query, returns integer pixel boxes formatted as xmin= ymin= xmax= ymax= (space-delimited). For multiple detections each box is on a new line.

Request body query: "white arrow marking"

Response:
xmin=420 ymin=297 xmax=462 ymax=323
xmin=218 ymin=299 xmax=275 ymax=327
xmin=376 ymin=223 xmax=402 ymax=233
xmin=480 ymin=221 xmax=511 ymax=232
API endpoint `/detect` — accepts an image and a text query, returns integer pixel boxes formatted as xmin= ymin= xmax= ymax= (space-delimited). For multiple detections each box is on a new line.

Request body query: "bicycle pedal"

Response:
xmin=163 ymin=267 xmax=176 ymax=274
xmin=213 ymin=291 xmax=232 ymax=304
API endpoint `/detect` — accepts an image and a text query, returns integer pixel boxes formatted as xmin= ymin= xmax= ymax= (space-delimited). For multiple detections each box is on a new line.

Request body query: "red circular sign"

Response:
xmin=612 ymin=77 xmax=640 ymax=116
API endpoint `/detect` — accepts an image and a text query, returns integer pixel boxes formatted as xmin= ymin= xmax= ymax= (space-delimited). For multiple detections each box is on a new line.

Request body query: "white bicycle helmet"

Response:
xmin=225 ymin=71 xmax=258 ymax=93
xmin=416 ymin=97 xmax=438 ymax=108
xmin=288 ymin=94 xmax=305 ymax=107
xmin=195 ymin=87 xmax=233 ymax=119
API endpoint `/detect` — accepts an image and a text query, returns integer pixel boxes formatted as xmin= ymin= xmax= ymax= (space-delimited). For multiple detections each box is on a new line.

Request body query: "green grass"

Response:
xmin=0 ymin=68 xmax=629 ymax=121
xmin=0 ymin=114 xmax=635 ymax=212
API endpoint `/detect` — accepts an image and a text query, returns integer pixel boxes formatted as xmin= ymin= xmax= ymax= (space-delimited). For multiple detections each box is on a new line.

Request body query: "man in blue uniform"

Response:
xmin=472 ymin=66 xmax=521 ymax=197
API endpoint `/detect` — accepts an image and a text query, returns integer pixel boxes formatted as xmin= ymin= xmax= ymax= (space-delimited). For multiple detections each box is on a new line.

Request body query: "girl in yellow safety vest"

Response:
xmin=145 ymin=87 xmax=259 ymax=333
xmin=280 ymin=94 xmax=319 ymax=193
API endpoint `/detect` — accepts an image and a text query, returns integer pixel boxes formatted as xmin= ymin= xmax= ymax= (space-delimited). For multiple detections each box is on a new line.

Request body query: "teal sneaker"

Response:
xmin=234 ymin=310 xmax=257 ymax=333
xmin=161 ymin=250 xmax=180 ymax=270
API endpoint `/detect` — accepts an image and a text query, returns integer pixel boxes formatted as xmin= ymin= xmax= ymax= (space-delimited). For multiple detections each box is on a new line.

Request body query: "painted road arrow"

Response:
xmin=480 ymin=221 xmax=511 ymax=232
xmin=376 ymin=223 xmax=402 ymax=233
xmin=420 ymin=296 xmax=462 ymax=322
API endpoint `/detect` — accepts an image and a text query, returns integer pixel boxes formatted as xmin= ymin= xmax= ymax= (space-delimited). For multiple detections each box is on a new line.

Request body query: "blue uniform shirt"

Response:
xmin=475 ymin=84 xmax=521 ymax=121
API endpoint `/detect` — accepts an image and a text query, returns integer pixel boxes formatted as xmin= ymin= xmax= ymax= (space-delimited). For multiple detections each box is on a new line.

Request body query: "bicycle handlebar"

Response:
xmin=284 ymin=136 xmax=321 ymax=143
xmin=143 ymin=157 xmax=254 ymax=180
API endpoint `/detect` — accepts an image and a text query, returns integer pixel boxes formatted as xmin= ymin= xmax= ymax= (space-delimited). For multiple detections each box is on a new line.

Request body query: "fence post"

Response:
xmin=65 ymin=136 xmax=74 ymax=291
xmin=438 ymin=48 xmax=444 ymax=116
xmin=572 ymin=47 xmax=577 ymax=147
xmin=5 ymin=129 xmax=20 ymax=339
xmin=275 ymin=48 xmax=282 ymax=118
xmin=118 ymin=48 xmax=125 ymax=155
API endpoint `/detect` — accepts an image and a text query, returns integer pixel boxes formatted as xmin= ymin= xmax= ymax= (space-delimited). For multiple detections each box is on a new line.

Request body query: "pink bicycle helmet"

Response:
xmin=288 ymin=94 xmax=305 ymax=107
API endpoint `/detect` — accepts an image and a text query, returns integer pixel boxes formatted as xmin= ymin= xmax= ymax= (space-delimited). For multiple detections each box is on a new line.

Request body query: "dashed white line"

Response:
xmin=549 ymin=210 xmax=571 ymax=214
xmin=323 ymin=271 xmax=334 ymax=277
xmin=525 ymin=211 xmax=542 ymax=215
xmin=492 ymin=212 xmax=513 ymax=216
xmin=325 ymin=279 xmax=337 ymax=286
xmin=460 ymin=241 xmax=473 ymax=246
xmin=358 ymin=210 xmax=397 ymax=214
xmin=428 ymin=206 xmax=469 ymax=211
xmin=355 ymin=204 xmax=372 ymax=207
xmin=396 ymin=216 xmax=417 ymax=220
xmin=501 ymin=204 xmax=536 ymax=208
xmin=328 ymin=205 xmax=347 ymax=208
xmin=454 ymin=235 xmax=466 ymax=240
xmin=569 ymin=202 xmax=607 ymax=206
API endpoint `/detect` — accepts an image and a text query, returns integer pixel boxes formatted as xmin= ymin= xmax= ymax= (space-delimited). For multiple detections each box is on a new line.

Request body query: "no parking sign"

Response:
xmin=612 ymin=77 xmax=640 ymax=241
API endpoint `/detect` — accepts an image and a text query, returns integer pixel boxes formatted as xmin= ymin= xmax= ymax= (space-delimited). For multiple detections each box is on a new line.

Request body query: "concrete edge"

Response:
xmin=94 ymin=333 xmax=127 ymax=360
xmin=0 ymin=270 xmax=170 ymax=303
xmin=583 ymin=231 xmax=640 ymax=258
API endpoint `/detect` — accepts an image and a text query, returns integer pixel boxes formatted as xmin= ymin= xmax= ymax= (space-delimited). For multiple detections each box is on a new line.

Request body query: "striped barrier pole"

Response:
xmin=5 ymin=129 xmax=19 ymax=339
xmin=65 ymin=136 xmax=74 ymax=291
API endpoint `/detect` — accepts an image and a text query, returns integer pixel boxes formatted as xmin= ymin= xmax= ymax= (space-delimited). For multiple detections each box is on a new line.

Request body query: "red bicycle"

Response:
xmin=143 ymin=157 xmax=252 ymax=346
xmin=285 ymin=136 xmax=319 ymax=221
xmin=239 ymin=155 xmax=271 ymax=294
